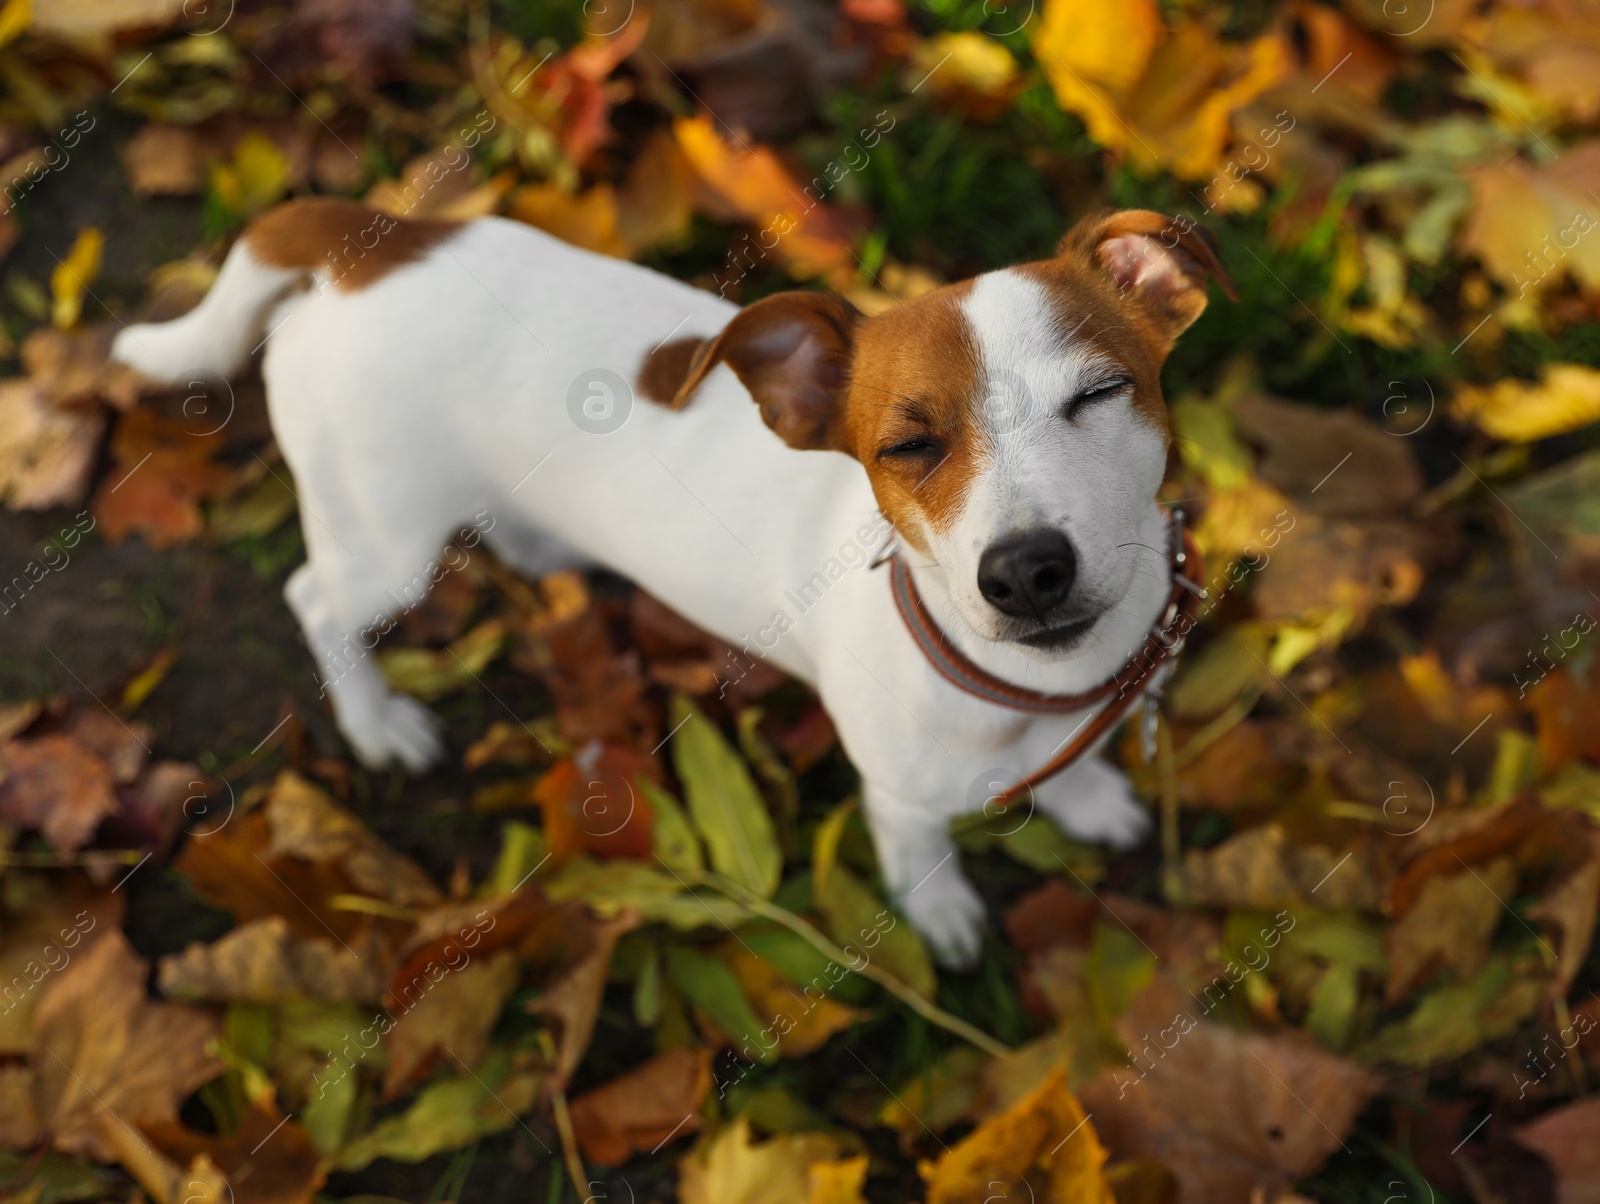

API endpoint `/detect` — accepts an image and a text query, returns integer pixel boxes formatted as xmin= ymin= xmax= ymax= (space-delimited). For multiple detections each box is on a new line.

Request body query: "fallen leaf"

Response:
xmin=1385 ymin=859 xmax=1516 ymax=1002
xmin=1528 ymin=828 xmax=1600 ymax=1000
xmin=0 ymin=381 xmax=104 ymax=510
xmin=526 ymin=908 xmax=638 ymax=1091
xmin=335 ymin=1048 xmax=543 ymax=1170
xmin=30 ymin=0 xmax=185 ymax=39
xmin=208 ymin=132 xmax=291 ymax=223
xmin=26 ymin=932 xmax=222 ymax=1163
xmin=22 ymin=324 xmax=151 ymax=409
xmin=1360 ymin=955 xmax=1545 ymax=1068
xmin=377 ymin=618 xmax=507 ymax=701
xmin=0 ymin=882 xmax=123 ymax=1054
xmin=907 ymin=32 xmax=1021 ymax=120
xmin=157 ymin=915 xmax=388 ymax=1005
xmin=570 ymin=1047 xmax=714 ymax=1166
xmin=723 ymin=949 xmax=869 ymax=1057
xmin=1080 ymin=978 xmax=1381 ymax=1203
xmin=677 ymin=1116 xmax=859 ymax=1204
xmin=145 ymin=1102 xmax=324 ymax=1204
xmin=670 ymin=695 xmax=782 ymax=898
xmin=1181 ymin=824 xmax=1383 ymax=912
xmin=921 ymin=1067 xmax=1114 ymax=1204
xmin=0 ymin=733 xmax=120 ymax=855
xmin=1454 ymin=365 xmax=1600 ymax=444
xmin=383 ymin=949 xmax=520 ymax=1097
xmin=532 ymin=741 xmax=656 ymax=861
xmin=122 ymin=125 xmax=204 ymax=196
xmin=1512 ymin=1096 xmax=1600 ymax=1204
xmin=91 ymin=408 xmax=232 ymax=549
xmin=509 ymin=183 xmax=629 ymax=257
xmin=50 ymin=228 xmax=104 ymax=330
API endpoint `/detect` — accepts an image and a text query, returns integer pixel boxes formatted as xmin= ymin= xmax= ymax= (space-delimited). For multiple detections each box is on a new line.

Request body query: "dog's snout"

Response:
xmin=977 ymin=530 xmax=1077 ymax=618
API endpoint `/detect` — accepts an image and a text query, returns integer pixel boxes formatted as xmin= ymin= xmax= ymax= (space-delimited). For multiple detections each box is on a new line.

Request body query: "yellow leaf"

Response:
xmin=808 ymin=1154 xmax=868 ymax=1204
xmin=0 ymin=0 xmax=30 ymax=48
xmin=509 ymin=182 xmax=628 ymax=257
xmin=679 ymin=1119 xmax=860 ymax=1204
xmin=1453 ymin=364 xmax=1600 ymax=443
xmin=908 ymin=32 xmax=1021 ymax=119
xmin=209 ymin=133 xmax=290 ymax=220
xmin=49 ymin=227 xmax=103 ymax=330
xmin=722 ymin=949 xmax=869 ymax=1058
xmin=921 ymin=1068 xmax=1114 ymax=1204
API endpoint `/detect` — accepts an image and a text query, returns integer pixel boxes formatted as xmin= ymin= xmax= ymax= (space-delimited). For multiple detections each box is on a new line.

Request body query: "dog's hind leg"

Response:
xmin=283 ymin=511 xmax=459 ymax=773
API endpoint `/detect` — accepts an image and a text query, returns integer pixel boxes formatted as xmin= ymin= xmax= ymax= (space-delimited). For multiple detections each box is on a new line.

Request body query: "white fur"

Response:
xmin=112 ymin=221 xmax=1174 ymax=967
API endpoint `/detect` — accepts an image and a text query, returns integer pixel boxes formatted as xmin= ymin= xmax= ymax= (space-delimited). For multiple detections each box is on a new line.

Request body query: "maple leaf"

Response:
xmin=570 ymin=1048 xmax=714 ymax=1166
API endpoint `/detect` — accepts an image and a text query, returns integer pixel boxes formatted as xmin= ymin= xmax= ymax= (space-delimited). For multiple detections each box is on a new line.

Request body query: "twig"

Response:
xmin=691 ymin=869 xmax=1011 ymax=1059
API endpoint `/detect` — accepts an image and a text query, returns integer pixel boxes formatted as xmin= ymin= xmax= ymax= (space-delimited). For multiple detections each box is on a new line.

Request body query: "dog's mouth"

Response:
xmin=1013 ymin=614 xmax=1098 ymax=651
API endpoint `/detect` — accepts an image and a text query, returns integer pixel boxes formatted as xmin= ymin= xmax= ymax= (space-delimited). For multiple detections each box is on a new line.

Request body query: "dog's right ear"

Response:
xmin=672 ymin=292 xmax=862 ymax=451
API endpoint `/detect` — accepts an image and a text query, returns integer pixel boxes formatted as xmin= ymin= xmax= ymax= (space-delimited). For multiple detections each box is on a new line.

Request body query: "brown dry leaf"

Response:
xmin=0 ymin=1064 xmax=39 ymax=1148
xmin=0 ymin=381 xmax=104 ymax=510
xmin=27 ymin=931 xmax=222 ymax=1163
xmin=1385 ymin=858 xmax=1516 ymax=1002
xmin=618 ymin=129 xmax=697 ymax=253
xmin=1466 ymin=6 xmax=1600 ymax=123
xmin=921 ymin=1067 xmax=1114 ymax=1204
xmin=91 ymin=408 xmax=232 ymax=549
xmin=1529 ymin=667 xmax=1600 ymax=768
xmin=122 ymin=125 xmax=204 ymax=196
xmin=1080 ymin=978 xmax=1380 ymax=1204
xmin=0 ymin=732 xmax=120 ymax=855
xmin=1459 ymin=143 xmax=1600 ymax=299
xmin=1181 ymin=823 xmax=1383 ymax=911
xmin=1529 ymin=829 xmax=1600 ymax=1000
xmin=144 ymin=1102 xmax=323 ymax=1204
xmin=366 ymin=146 xmax=481 ymax=217
xmin=1172 ymin=720 xmax=1306 ymax=811
xmin=31 ymin=0 xmax=186 ymax=40
xmin=263 ymin=770 xmax=441 ymax=907
xmin=61 ymin=708 xmax=152 ymax=784
xmin=1512 ymin=1096 xmax=1600 ymax=1204
xmin=22 ymin=324 xmax=150 ymax=410
xmin=528 ymin=908 xmax=639 ymax=1090
xmin=1454 ymin=365 xmax=1600 ymax=444
xmin=1231 ymin=394 xmax=1423 ymax=518
xmin=723 ymin=948 xmax=869 ymax=1057
xmin=0 ymin=882 xmax=123 ymax=1054
xmin=157 ymin=915 xmax=389 ymax=1005
xmin=677 ymin=1116 xmax=862 ymax=1204
xmin=383 ymin=949 xmax=521 ymax=1097
xmin=570 ymin=1047 xmax=714 ymax=1166
xmin=1251 ymin=520 xmax=1425 ymax=627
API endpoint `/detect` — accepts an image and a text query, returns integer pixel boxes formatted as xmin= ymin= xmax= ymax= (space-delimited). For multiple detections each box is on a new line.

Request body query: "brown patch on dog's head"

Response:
xmin=636 ymin=337 xmax=707 ymax=407
xmin=245 ymin=197 xmax=461 ymax=291
xmin=670 ymin=209 xmax=1232 ymax=555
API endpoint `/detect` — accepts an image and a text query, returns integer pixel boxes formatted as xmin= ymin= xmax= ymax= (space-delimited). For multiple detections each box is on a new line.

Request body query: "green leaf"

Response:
xmin=1306 ymin=962 xmax=1361 ymax=1053
xmin=335 ymin=1050 xmax=542 ymax=1170
xmin=669 ymin=695 xmax=781 ymax=898
xmin=1083 ymin=921 xmax=1157 ymax=1025
xmin=664 ymin=945 xmax=774 ymax=1062
xmin=813 ymin=863 xmax=936 ymax=998
xmin=641 ymin=777 xmax=704 ymax=875
xmin=483 ymin=821 xmax=547 ymax=898
xmin=1357 ymin=954 xmax=1544 ymax=1068
xmin=544 ymin=858 xmax=750 ymax=930
xmin=379 ymin=620 xmax=506 ymax=702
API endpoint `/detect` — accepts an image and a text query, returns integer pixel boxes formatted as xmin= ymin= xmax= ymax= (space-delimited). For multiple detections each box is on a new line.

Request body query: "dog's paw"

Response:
xmin=1039 ymin=763 xmax=1151 ymax=850
xmin=900 ymin=869 xmax=987 ymax=970
xmin=345 ymin=693 xmax=445 ymax=773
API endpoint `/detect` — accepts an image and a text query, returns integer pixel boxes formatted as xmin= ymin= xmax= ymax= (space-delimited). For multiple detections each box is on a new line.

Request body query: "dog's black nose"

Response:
xmin=977 ymin=530 xmax=1077 ymax=618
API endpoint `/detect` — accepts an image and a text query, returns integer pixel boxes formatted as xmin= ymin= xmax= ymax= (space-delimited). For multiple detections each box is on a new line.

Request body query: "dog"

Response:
xmin=112 ymin=200 xmax=1232 ymax=966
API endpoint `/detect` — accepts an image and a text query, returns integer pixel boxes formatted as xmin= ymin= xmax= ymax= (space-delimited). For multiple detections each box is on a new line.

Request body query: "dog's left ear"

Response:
xmin=672 ymin=292 xmax=862 ymax=451
xmin=1060 ymin=209 xmax=1238 ymax=348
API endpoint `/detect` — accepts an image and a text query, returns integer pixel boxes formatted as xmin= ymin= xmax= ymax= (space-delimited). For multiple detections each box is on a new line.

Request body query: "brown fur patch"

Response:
xmin=839 ymin=281 xmax=982 ymax=551
xmin=1016 ymin=257 xmax=1172 ymax=436
xmin=245 ymin=197 xmax=462 ymax=291
xmin=636 ymin=337 xmax=707 ymax=407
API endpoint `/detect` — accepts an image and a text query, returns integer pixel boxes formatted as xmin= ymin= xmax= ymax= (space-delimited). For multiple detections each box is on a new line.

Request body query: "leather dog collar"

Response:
xmin=888 ymin=511 xmax=1205 ymax=804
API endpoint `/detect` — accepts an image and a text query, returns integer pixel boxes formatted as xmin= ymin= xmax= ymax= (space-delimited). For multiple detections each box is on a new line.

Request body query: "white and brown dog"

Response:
xmin=113 ymin=201 xmax=1232 ymax=966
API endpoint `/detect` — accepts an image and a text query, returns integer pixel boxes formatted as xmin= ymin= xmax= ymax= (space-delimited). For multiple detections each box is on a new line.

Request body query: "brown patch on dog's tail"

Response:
xmin=245 ymin=197 xmax=462 ymax=292
xmin=636 ymin=336 xmax=707 ymax=407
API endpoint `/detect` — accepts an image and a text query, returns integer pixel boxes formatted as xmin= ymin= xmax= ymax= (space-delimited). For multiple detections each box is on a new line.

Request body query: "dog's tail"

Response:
xmin=112 ymin=232 xmax=302 ymax=385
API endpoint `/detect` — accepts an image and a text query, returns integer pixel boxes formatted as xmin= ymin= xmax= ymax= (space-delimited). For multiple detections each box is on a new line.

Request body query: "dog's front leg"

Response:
xmin=861 ymin=781 xmax=986 ymax=969
xmin=1030 ymin=753 xmax=1151 ymax=849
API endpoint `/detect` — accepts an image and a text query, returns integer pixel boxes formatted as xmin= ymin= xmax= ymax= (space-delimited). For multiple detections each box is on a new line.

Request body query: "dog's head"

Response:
xmin=673 ymin=208 xmax=1235 ymax=652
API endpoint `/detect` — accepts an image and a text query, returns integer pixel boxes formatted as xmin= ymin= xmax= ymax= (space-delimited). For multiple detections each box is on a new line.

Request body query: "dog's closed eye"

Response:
xmin=1063 ymin=376 xmax=1132 ymax=420
xmin=878 ymin=434 xmax=943 ymax=460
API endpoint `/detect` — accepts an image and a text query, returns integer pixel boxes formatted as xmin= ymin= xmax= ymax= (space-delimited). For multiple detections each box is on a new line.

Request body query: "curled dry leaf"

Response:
xmin=570 ymin=1047 xmax=714 ymax=1167
xmin=383 ymin=949 xmax=521 ymax=1097
xmin=157 ymin=915 xmax=389 ymax=1006
xmin=676 ymin=1115 xmax=860 ymax=1204
xmin=0 ymin=381 xmax=104 ymax=511
xmin=0 ymin=732 xmax=120 ymax=856
xmin=1080 ymin=978 xmax=1381 ymax=1204
xmin=145 ymin=1102 xmax=325 ymax=1204
xmin=527 ymin=908 xmax=639 ymax=1091
xmin=0 ymin=881 xmax=124 ymax=1055
xmin=22 ymin=932 xmax=222 ymax=1163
